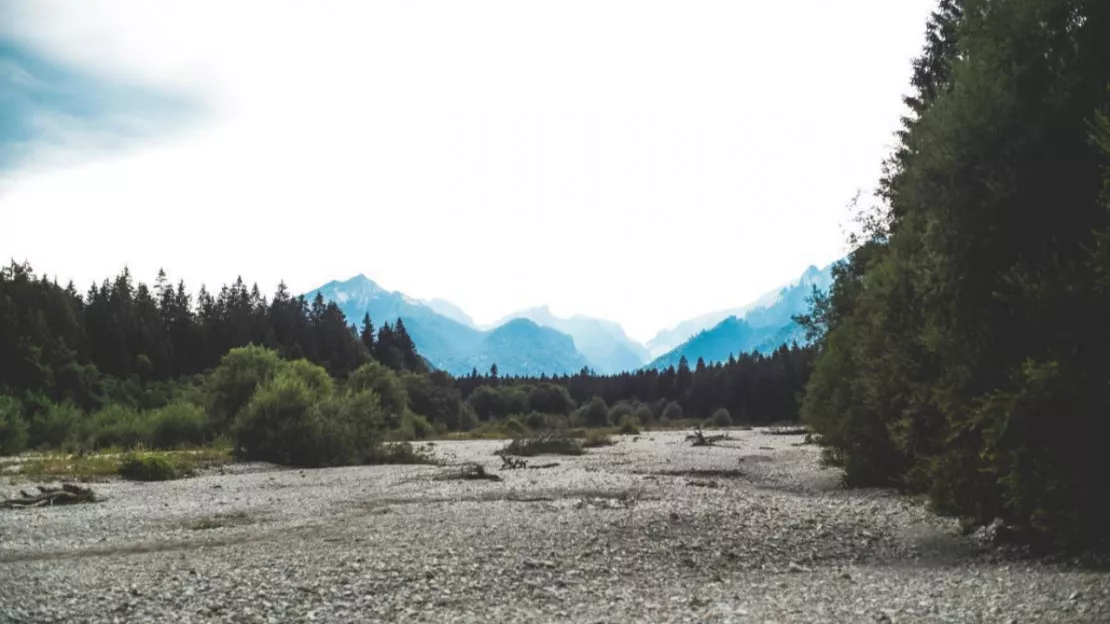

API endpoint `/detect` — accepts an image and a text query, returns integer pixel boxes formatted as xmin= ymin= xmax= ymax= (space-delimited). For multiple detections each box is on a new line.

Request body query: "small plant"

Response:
xmin=499 ymin=431 xmax=584 ymax=457
xmin=370 ymin=442 xmax=439 ymax=465
xmin=119 ymin=453 xmax=178 ymax=481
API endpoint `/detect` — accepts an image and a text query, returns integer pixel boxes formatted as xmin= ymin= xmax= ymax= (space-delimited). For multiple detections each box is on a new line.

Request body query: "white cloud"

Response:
xmin=0 ymin=0 xmax=936 ymax=342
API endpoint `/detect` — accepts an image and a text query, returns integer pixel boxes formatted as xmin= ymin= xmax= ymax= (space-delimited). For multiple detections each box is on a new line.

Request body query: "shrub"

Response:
xmin=0 ymin=396 xmax=28 ymax=456
xmin=347 ymin=362 xmax=408 ymax=428
xmin=499 ymin=432 xmax=584 ymax=456
xmin=119 ymin=454 xmax=177 ymax=481
xmin=86 ymin=404 xmax=151 ymax=449
xmin=609 ymin=402 xmax=635 ymax=424
xmin=235 ymin=375 xmax=395 ymax=468
xmin=503 ymin=417 xmax=528 ymax=437
xmin=710 ymin=408 xmax=733 ymax=427
xmin=404 ymin=372 xmax=467 ymax=430
xmin=617 ymin=414 xmax=641 ymax=435
xmin=29 ymin=401 xmax=82 ymax=449
xmin=661 ymin=401 xmax=684 ymax=423
xmin=282 ymin=359 xmax=334 ymax=398
xmin=634 ymin=405 xmax=655 ymax=426
xmin=524 ymin=411 xmax=547 ymax=430
xmin=368 ymin=442 xmax=438 ymax=465
xmin=584 ymin=396 xmax=611 ymax=427
xmin=526 ymin=384 xmax=575 ymax=415
xmin=394 ymin=411 xmax=434 ymax=441
xmin=151 ymin=402 xmax=209 ymax=448
xmin=204 ymin=346 xmax=284 ymax=433
xmin=233 ymin=374 xmax=324 ymax=466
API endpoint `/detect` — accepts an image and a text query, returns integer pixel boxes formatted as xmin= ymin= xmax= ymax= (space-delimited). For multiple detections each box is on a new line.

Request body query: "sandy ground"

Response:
xmin=1 ymin=429 xmax=1107 ymax=623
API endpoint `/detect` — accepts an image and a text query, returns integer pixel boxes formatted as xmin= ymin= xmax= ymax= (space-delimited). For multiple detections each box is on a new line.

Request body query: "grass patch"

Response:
xmin=0 ymin=446 xmax=234 ymax=483
xmin=119 ymin=454 xmax=178 ymax=481
xmin=498 ymin=432 xmax=584 ymax=457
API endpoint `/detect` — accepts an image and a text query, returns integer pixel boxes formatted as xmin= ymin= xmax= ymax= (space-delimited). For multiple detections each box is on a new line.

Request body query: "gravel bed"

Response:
xmin=1 ymin=430 xmax=1107 ymax=623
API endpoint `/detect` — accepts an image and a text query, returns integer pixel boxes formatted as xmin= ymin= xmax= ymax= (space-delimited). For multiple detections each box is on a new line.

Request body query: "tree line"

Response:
xmin=0 ymin=262 xmax=423 ymax=411
xmin=799 ymin=0 xmax=1110 ymax=546
xmin=0 ymin=261 xmax=815 ymax=459
xmin=453 ymin=346 xmax=814 ymax=427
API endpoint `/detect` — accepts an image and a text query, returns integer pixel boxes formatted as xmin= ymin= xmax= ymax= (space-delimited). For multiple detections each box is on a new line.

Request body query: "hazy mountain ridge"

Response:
xmin=306 ymin=276 xmax=587 ymax=376
xmin=494 ymin=305 xmax=650 ymax=373
xmin=647 ymin=262 xmax=836 ymax=369
xmin=308 ymin=261 xmax=836 ymax=377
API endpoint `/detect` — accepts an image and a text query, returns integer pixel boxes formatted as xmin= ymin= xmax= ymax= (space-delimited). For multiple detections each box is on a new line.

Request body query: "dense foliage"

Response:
xmin=800 ymin=0 xmax=1110 ymax=546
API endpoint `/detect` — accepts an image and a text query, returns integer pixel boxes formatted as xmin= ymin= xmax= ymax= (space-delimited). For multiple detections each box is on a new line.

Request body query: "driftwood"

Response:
xmin=1 ymin=483 xmax=97 ymax=509
xmin=438 ymin=463 xmax=501 ymax=482
xmin=764 ymin=426 xmax=808 ymax=436
xmin=686 ymin=430 xmax=731 ymax=447
xmin=501 ymin=455 xmax=529 ymax=470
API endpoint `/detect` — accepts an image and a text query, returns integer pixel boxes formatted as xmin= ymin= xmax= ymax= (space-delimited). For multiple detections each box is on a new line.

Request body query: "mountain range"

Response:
xmin=645 ymin=263 xmax=834 ymax=369
xmin=304 ymin=262 xmax=836 ymax=377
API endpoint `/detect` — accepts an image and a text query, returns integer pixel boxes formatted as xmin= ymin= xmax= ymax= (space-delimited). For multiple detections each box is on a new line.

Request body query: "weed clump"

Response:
xmin=499 ymin=432 xmax=584 ymax=457
xmin=119 ymin=454 xmax=178 ymax=481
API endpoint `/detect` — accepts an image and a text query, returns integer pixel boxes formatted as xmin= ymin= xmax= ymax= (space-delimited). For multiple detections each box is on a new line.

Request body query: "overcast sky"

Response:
xmin=0 ymin=0 xmax=936 ymax=342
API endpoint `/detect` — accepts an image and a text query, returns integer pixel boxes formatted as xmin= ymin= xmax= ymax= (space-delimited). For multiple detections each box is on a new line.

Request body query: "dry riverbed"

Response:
xmin=1 ymin=430 xmax=1107 ymax=623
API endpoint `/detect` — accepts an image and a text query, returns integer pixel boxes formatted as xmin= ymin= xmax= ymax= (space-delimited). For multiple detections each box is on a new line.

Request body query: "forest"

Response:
xmin=799 ymin=0 xmax=1110 ymax=547
xmin=0 ymin=261 xmax=810 ymax=464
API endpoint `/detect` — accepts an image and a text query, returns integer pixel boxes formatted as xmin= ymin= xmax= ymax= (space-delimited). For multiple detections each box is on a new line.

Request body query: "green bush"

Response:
xmin=617 ymin=414 xmax=640 ymax=435
xmin=503 ymin=417 xmax=528 ymax=437
xmin=609 ymin=402 xmax=634 ymax=424
xmin=661 ymin=401 xmax=684 ymax=423
xmin=234 ymin=374 xmax=400 ymax=468
xmin=634 ymin=404 xmax=655 ymax=426
xmin=204 ymin=346 xmax=284 ymax=433
xmin=0 ymin=396 xmax=28 ymax=456
xmin=500 ymin=432 xmax=584 ymax=456
xmin=29 ymin=401 xmax=82 ymax=449
xmin=119 ymin=454 xmax=178 ymax=481
xmin=524 ymin=411 xmax=547 ymax=430
xmin=583 ymin=396 xmax=611 ymax=427
xmin=86 ymin=404 xmax=152 ymax=449
xmin=394 ymin=411 xmax=434 ymax=441
xmin=368 ymin=441 xmax=438 ymax=465
xmin=282 ymin=359 xmax=334 ymax=398
xmin=234 ymin=374 xmax=335 ymax=466
xmin=151 ymin=402 xmax=208 ymax=448
xmin=347 ymin=362 xmax=408 ymax=428
xmin=710 ymin=408 xmax=732 ymax=427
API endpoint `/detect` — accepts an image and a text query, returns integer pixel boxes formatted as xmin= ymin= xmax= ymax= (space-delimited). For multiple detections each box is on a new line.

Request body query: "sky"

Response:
xmin=0 ymin=0 xmax=937 ymax=343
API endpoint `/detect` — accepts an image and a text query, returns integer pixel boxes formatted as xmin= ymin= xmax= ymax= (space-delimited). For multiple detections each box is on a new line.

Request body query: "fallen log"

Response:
xmin=764 ymin=426 xmax=808 ymax=436
xmin=686 ymin=430 xmax=731 ymax=446
xmin=2 ymin=483 xmax=97 ymax=509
